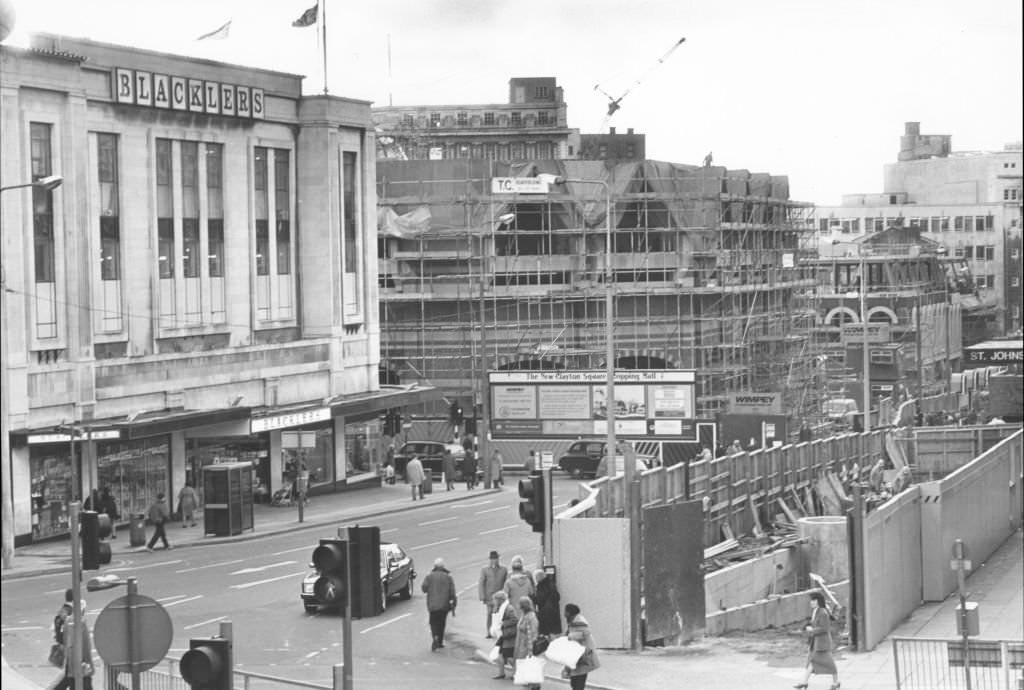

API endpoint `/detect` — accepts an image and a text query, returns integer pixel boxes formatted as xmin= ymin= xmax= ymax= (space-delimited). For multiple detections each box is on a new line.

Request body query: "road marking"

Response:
xmin=360 ymin=612 xmax=411 ymax=634
xmin=457 ymin=583 xmax=477 ymax=596
xmin=408 ymin=538 xmax=458 ymax=551
xmin=163 ymin=595 xmax=204 ymax=608
xmin=184 ymin=616 xmax=226 ymax=630
xmin=420 ymin=516 xmax=457 ymax=526
xmin=175 ymin=558 xmax=245 ymax=574
xmin=270 ymin=545 xmax=313 ymax=556
xmin=2 ymin=626 xmax=44 ymax=631
xmin=157 ymin=594 xmax=189 ymax=602
xmin=380 ymin=528 xmax=399 ymax=534
xmin=231 ymin=561 xmax=297 ymax=575
xmin=230 ymin=571 xmax=307 ymax=590
xmin=475 ymin=506 xmax=507 ymax=515
xmin=450 ymin=500 xmax=493 ymax=509
xmin=479 ymin=525 xmax=518 ymax=535
xmin=107 ymin=559 xmax=183 ymax=572
xmin=301 ymin=651 xmax=320 ymax=660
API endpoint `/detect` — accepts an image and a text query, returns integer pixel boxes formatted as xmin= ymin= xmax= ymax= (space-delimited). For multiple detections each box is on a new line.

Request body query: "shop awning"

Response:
xmin=248 ymin=384 xmax=441 ymax=433
xmin=10 ymin=406 xmax=253 ymax=444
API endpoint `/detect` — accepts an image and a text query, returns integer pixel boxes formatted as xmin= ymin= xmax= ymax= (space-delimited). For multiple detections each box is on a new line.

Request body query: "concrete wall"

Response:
xmin=706 ymin=581 xmax=850 ymax=636
xmin=910 ymin=424 xmax=1022 ymax=478
xmin=920 ymin=430 xmax=1023 ymax=601
xmin=860 ymin=486 xmax=923 ymax=651
xmin=705 ymin=548 xmax=799 ymax=615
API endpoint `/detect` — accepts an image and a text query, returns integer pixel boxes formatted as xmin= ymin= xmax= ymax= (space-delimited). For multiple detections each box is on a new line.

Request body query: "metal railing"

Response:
xmin=892 ymin=637 xmax=1024 ymax=690
xmin=103 ymin=656 xmax=336 ymax=690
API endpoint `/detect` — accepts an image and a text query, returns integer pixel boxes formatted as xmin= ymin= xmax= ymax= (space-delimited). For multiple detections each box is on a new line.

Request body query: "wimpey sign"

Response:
xmin=113 ymin=68 xmax=265 ymax=119
xmin=728 ymin=392 xmax=782 ymax=415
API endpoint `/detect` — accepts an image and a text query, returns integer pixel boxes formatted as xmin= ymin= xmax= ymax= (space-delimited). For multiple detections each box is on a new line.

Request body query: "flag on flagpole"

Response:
xmin=292 ymin=3 xmax=318 ymax=27
xmin=196 ymin=19 xmax=232 ymax=41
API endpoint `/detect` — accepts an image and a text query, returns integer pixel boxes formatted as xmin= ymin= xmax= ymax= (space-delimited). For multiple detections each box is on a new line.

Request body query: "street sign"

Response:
xmin=491 ymin=177 xmax=551 ymax=194
xmin=94 ymin=593 xmax=173 ymax=672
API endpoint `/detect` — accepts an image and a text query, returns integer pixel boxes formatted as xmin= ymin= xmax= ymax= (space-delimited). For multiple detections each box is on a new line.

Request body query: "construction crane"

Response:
xmin=594 ymin=36 xmax=686 ymax=117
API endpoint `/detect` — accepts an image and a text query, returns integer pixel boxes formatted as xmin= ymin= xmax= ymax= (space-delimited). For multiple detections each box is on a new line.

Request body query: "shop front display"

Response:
xmin=95 ymin=437 xmax=171 ymax=527
xmin=188 ymin=437 xmax=269 ymax=504
xmin=281 ymin=424 xmax=333 ymax=492
xmin=344 ymin=419 xmax=382 ymax=481
xmin=29 ymin=449 xmax=74 ymax=540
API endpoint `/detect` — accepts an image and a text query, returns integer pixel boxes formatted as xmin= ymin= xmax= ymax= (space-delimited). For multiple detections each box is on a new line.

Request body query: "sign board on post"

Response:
xmin=491 ymin=177 xmax=551 ymax=195
xmin=94 ymin=593 xmax=173 ymax=673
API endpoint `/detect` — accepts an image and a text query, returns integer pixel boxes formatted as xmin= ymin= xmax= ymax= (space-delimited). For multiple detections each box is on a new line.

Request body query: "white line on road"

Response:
xmin=408 ymin=538 xmax=459 ymax=551
xmin=45 ymin=588 xmax=66 ymax=595
xmin=450 ymin=500 xmax=494 ymax=509
xmin=475 ymin=506 xmax=507 ymax=515
xmin=381 ymin=528 xmax=399 ymax=534
xmin=184 ymin=616 xmax=227 ymax=630
xmin=2 ymin=626 xmax=44 ymax=631
xmin=230 ymin=571 xmax=307 ymax=590
xmin=359 ymin=612 xmax=411 ymax=634
xmin=231 ymin=561 xmax=297 ymax=575
xmin=302 ymin=651 xmax=320 ymax=660
xmin=107 ymin=559 xmax=184 ymax=572
xmin=157 ymin=594 xmax=189 ymax=602
xmin=479 ymin=525 xmax=518 ymax=535
xmin=270 ymin=545 xmax=314 ymax=556
xmin=175 ymin=558 xmax=245 ymax=574
xmin=420 ymin=516 xmax=457 ymax=526
xmin=163 ymin=596 xmax=204 ymax=608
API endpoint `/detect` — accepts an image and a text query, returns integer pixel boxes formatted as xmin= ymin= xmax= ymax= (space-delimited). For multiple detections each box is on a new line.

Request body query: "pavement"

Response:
xmin=3 ymin=477 xmax=1022 ymax=690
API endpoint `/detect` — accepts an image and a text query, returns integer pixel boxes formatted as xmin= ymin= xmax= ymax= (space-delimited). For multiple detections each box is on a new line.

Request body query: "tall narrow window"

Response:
xmin=254 ymin=147 xmax=269 ymax=275
xmin=97 ymin=133 xmax=120 ymax=281
xmin=156 ymin=139 xmax=174 ymax=278
xmin=274 ymin=149 xmax=291 ymax=275
xmin=31 ymin=123 xmax=55 ymax=284
xmin=342 ymin=151 xmax=357 ymax=274
xmin=206 ymin=144 xmax=224 ymax=277
xmin=180 ymin=141 xmax=200 ymax=278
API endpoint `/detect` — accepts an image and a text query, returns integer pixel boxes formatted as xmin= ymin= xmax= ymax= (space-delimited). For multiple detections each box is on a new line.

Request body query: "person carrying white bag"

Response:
xmin=559 ymin=603 xmax=600 ymax=690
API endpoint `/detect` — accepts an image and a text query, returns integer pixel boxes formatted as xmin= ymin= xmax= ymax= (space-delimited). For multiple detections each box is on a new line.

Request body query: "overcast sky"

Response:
xmin=6 ymin=0 xmax=1022 ymax=204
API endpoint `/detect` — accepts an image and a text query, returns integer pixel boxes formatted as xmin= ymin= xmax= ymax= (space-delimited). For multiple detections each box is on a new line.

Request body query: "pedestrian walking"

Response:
xmin=503 ymin=555 xmax=535 ymax=617
xmin=462 ymin=449 xmax=478 ymax=490
xmin=513 ymin=596 xmax=541 ymax=689
xmin=490 ymin=591 xmax=517 ymax=679
xmin=47 ymin=589 xmax=74 ymax=688
xmin=442 ymin=448 xmax=457 ymax=491
xmin=52 ymin=598 xmax=95 ymax=689
xmin=795 ymin=591 xmax=840 ymax=690
xmin=406 ymin=455 xmax=425 ymax=501
xmin=533 ymin=569 xmax=561 ymax=635
xmin=478 ymin=550 xmax=508 ymax=637
xmin=420 ymin=557 xmax=457 ymax=651
xmin=177 ymin=482 xmax=198 ymax=527
xmin=562 ymin=603 xmax=600 ymax=690
xmin=145 ymin=493 xmax=172 ymax=551
xmin=489 ymin=449 xmax=504 ymax=488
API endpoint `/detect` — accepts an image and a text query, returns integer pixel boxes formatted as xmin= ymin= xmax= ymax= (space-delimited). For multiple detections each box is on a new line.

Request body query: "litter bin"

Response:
xmin=129 ymin=514 xmax=147 ymax=547
xmin=422 ymin=469 xmax=433 ymax=495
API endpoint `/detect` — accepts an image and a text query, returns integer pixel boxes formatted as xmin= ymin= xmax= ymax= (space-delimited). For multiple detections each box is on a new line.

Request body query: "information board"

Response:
xmin=489 ymin=370 xmax=697 ymax=440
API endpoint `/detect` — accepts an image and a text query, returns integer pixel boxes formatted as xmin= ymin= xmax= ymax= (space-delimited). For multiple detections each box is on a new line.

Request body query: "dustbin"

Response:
xmin=422 ymin=469 xmax=433 ymax=495
xmin=129 ymin=514 xmax=147 ymax=547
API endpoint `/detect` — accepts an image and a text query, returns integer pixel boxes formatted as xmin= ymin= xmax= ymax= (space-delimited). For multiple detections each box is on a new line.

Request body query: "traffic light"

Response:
xmin=180 ymin=636 xmax=232 ymax=690
xmin=449 ymin=400 xmax=463 ymax=426
xmin=518 ymin=475 xmax=546 ymax=533
xmin=80 ymin=510 xmax=112 ymax=570
xmin=311 ymin=538 xmax=348 ymax=609
xmin=347 ymin=525 xmax=382 ymax=618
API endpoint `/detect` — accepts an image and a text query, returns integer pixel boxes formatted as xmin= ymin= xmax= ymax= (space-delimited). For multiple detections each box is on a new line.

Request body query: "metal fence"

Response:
xmin=102 ymin=656 xmax=336 ymax=690
xmin=892 ymin=637 xmax=1024 ymax=690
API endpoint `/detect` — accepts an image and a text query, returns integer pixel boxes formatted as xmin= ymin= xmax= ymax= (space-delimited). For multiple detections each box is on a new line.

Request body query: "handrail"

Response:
xmin=157 ymin=654 xmax=334 ymax=690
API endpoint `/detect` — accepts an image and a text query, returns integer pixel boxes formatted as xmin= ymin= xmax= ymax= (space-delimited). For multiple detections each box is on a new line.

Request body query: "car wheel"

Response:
xmin=304 ymin=603 xmax=318 ymax=614
xmin=400 ymin=576 xmax=413 ymax=600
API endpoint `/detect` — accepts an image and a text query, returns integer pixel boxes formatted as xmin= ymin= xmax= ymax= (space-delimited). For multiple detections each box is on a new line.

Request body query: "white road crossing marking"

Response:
xmin=163 ymin=595 xmax=204 ymax=608
xmin=420 ymin=517 xmax=457 ymax=526
xmin=474 ymin=506 xmax=507 ymax=515
xmin=230 ymin=571 xmax=307 ymax=590
xmin=479 ymin=525 xmax=518 ymax=535
xmin=359 ymin=612 xmax=411 ymax=634
xmin=107 ymin=559 xmax=183 ymax=572
xmin=231 ymin=561 xmax=297 ymax=575
xmin=408 ymin=538 xmax=458 ymax=551
xmin=184 ymin=616 xmax=227 ymax=630
xmin=175 ymin=558 xmax=245 ymax=574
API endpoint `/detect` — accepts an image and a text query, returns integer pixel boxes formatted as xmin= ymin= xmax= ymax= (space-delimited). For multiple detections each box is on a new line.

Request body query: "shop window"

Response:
xmin=188 ymin=437 xmax=269 ymax=503
xmin=96 ymin=437 xmax=170 ymax=525
xmin=345 ymin=419 xmax=381 ymax=478
xmin=282 ymin=426 xmax=333 ymax=488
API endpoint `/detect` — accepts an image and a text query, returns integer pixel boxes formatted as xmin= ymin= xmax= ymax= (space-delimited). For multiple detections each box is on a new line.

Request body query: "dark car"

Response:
xmin=301 ymin=542 xmax=415 ymax=613
xmin=558 ymin=441 xmax=655 ymax=479
xmin=393 ymin=441 xmax=466 ymax=480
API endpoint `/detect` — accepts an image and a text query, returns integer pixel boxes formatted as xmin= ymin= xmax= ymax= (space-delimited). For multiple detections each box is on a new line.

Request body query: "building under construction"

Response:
xmin=377 ymin=158 xmax=822 ymax=439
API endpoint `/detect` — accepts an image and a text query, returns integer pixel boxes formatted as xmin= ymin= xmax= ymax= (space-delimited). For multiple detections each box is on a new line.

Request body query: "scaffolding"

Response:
xmin=377 ymin=158 xmax=820 ymax=430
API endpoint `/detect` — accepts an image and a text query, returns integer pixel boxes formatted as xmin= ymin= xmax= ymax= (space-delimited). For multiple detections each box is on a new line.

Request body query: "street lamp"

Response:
xmin=1 ymin=173 xmax=64 ymax=569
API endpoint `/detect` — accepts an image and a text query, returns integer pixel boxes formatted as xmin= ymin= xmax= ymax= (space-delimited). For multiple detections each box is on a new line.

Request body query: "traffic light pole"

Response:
xmin=342 ymin=539 xmax=353 ymax=690
xmin=69 ymin=501 xmax=84 ymax=690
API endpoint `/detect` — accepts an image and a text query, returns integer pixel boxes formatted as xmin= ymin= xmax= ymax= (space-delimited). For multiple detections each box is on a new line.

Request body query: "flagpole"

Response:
xmin=321 ymin=0 xmax=328 ymax=95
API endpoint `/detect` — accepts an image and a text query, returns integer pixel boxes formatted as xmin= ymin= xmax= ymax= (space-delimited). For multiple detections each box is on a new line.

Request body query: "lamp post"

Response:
xmin=539 ymin=174 xmax=640 ymax=650
xmin=1 ymin=174 xmax=64 ymax=569
xmin=860 ymin=247 xmax=871 ymax=433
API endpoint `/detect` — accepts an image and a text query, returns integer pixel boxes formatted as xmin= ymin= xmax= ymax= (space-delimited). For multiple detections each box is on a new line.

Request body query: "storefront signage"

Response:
xmin=27 ymin=430 xmax=121 ymax=444
xmin=250 ymin=407 xmax=330 ymax=433
xmin=728 ymin=393 xmax=782 ymax=415
xmin=840 ymin=323 xmax=890 ymax=344
xmin=963 ymin=346 xmax=1023 ymax=368
xmin=112 ymin=68 xmax=265 ymax=120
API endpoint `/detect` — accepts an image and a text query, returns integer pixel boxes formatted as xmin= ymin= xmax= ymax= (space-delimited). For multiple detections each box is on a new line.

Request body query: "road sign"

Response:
xmin=94 ymin=593 xmax=173 ymax=672
xmin=491 ymin=177 xmax=551 ymax=194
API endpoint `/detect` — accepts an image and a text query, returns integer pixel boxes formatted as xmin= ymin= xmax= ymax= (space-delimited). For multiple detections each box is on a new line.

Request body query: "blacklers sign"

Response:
xmin=113 ymin=68 xmax=265 ymax=119
xmin=728 ymin=392 xmax=782 ymax=415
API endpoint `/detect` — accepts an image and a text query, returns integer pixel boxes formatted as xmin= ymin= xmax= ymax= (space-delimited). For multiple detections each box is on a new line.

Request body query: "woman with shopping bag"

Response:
xmin=560 ymin=603 xmax=600 ymax=690
xmin=512 ymin=596 xmax=543 ymax=687
xmin=490 ymin=591 xmax=517 ymax=679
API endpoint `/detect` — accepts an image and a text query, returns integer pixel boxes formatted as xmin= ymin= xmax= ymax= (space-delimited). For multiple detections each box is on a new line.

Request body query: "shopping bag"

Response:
xmin=488 ymin=644 xmax=501 ymax=663
xmin=48 ymin=643 xmax=65 ymax=668
xmin=512 ymin=655 xmax=545 ymax=685
xmin=544 ymin=636 xmax=585 ymax=668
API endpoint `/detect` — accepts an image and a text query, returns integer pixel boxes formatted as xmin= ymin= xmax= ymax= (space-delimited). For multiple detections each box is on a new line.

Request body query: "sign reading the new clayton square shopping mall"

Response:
xmin=112 ymin=68 xmax=265 ymax=119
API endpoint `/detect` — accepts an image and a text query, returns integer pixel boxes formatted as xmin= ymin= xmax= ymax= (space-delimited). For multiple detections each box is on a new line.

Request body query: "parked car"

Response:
xmin=392 ymin=441 xmax=465 ymax=480
xmin=301 ymin=542 xmax=415 ymax=613
xmin=558 ymin=441 xmax=656 ymax=479
xmin=596 ymin=452 xmax=654 ymax=477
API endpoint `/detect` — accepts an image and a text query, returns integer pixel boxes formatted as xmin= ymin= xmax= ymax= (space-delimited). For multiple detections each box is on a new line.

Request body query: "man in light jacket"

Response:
xmin=421 ymin=558 xmax=457 ymax=651
xmin=478 ymin=550 xmax=508 ymax=637
xmin=406 ymin=455 xmax=425 ymax=501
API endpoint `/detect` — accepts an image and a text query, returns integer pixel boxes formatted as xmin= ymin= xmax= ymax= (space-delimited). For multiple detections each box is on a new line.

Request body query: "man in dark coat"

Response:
xmin=533 ymin=569 xmax=561 ymax=635
xmin=442 ymin=449 xmax=457 ymax=491
xmin=421 ymin=558 xmax=457 ymax=651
